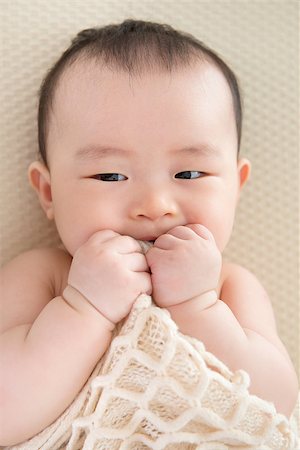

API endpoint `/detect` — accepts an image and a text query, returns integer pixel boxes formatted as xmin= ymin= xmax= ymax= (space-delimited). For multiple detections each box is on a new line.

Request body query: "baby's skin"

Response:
xmin=0 ymin=59 xmax=298 ymax=445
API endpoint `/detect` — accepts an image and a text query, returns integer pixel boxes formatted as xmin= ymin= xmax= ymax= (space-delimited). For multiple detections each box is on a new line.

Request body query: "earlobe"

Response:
xmin=237 ymin=158 xmax=251 ymax=190
xmin=28 ymin=161 xmax=54 ymax=220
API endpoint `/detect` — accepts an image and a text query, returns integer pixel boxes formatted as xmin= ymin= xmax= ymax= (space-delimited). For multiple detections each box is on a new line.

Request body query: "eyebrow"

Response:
xmin=171 ymin=144 xmax=221 ymax=158
xmin=75 ymin=145 xmax=132 ymax=160
xmin=75 ymin=143 xmax=221 ymax=160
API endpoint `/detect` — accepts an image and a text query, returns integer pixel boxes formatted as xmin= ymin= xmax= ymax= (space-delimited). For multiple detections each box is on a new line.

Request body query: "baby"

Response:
xmin=0 ymin=19 xmax=298 ymax=445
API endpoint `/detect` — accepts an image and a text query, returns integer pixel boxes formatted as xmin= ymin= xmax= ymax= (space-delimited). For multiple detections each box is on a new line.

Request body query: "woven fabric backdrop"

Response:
xmin=0 ymin=0 xmax=299 ymax=374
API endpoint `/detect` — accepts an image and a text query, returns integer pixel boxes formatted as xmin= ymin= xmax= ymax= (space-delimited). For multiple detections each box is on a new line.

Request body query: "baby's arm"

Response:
xmin=146 ymin=225 xmax=298 ymax=417
xmin=0 ymin=231 xmax=151 ymax=445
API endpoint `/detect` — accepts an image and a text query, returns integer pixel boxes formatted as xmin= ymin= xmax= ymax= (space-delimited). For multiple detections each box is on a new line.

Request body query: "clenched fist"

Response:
xmin=67 ymin=230 xmax=152 ymax=323
xmin=146 ymin=224 xmax=221 ymax=308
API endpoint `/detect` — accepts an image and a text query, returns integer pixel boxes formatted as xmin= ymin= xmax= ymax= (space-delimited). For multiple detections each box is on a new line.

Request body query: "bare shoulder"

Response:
xmin=220 ymin=261 xmax=278 ymax=339
xmin=0 ymin=247 xmax=72 ymax=333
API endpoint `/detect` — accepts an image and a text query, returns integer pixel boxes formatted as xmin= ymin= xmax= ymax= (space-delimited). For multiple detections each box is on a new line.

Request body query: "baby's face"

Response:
xmin=43 ymin=59 xmax=249 ymax=255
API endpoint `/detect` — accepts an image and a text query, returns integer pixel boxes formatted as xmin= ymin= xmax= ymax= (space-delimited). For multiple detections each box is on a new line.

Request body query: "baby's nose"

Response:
xmin=130 ymin=188 xmax=179 ymax=221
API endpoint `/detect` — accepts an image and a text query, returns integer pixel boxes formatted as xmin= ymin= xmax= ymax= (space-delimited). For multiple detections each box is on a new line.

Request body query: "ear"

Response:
xmin=237 ymin=157 xmax=251 ymax=191
xmin=28 ymin=161 xmax=54 ymax=220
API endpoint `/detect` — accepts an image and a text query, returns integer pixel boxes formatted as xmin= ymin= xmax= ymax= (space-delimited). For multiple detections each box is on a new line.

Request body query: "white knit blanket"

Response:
xmin=7 ymin=294 xmax=298 ymax=450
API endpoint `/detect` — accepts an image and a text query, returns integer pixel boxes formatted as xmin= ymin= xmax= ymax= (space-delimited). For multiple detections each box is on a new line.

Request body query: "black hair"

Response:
xmin=38 ymin=19 xmax=243 ymax=165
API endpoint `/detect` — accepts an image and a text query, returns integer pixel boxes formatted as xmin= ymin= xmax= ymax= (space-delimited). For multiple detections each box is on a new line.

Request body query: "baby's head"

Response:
xmin=29 ymin=19 xmax=250 ymax=255
xmin=37 ymin=19 xmax=243 ymax=167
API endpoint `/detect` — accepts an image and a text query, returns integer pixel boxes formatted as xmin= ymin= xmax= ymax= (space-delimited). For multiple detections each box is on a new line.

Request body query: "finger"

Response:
xmin=185 ymin=224 xmax=215 ymax=242
xmin=136 ymin=272 xmax=152 ymax=296
xmin=105 ymin=235 xmax=144 ymax=255
xmin=124 ymin=253 xmax=150 ymax=272
xmin=153 ymin=233 xmax=178 ymax=250
xmin=87 ymin=229 xmax=120 ymax=246
xmin=154 ymin=225 xmax=195 ymax=249
xmin=115 ymin=235 xmax=144 ymax=254
xmin=166 ymin=225 xmax=196 ymax=240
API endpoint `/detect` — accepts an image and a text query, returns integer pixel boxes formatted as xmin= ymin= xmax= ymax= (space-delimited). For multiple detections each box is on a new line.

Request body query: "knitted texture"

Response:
xmin=8 ymin=295 xmax=297 ymax=450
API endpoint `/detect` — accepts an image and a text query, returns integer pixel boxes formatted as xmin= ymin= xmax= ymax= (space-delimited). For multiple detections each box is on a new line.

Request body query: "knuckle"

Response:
xmin=120 ymin=234 xmax=138 ymax=247
xmin=188 ymin=223 xmax=211 ymax=238
xmin=168 ymin=225 xmax=186 ymax=237
xmin=116 ymin=268 xmax=134 ymax=288
xmin=89 ymin=229 xmax=119 ymax=245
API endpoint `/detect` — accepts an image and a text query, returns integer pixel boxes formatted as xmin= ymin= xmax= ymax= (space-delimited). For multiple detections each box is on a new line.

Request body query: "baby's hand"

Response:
xmin=146 ymin=224 xmax=221 ymax=308
xmin=67 ymin=230 xmax=152 ymax=323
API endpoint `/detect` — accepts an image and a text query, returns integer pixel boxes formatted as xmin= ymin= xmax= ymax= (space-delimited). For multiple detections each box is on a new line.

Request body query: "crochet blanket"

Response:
xmin=7 ymin=294 xmax=298 ymax=450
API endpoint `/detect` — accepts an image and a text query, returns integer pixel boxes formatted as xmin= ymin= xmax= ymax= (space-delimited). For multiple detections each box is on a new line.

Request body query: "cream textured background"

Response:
xmin=0 ymin=0 xmax=299 ymax=374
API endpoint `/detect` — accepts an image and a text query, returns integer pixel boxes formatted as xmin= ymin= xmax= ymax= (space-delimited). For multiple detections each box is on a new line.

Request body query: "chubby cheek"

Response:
xmin=53 ymin=208 xmax=89 ymax=256
xmin=50 ymin=193 xmax=93 ymax=255
xmin=212 ymin=213 xmax=235 ymax=252
xmin=52 ymin=188 xmax=125 ymax=256
xmin=186 ymin=196 xmax=236 ymax=253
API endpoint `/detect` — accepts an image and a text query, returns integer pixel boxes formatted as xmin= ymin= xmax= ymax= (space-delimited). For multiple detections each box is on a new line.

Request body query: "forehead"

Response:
xmin=52 ymin=55 xmax=233 ymax=114
xmin=48 ymin=57 xmax=236 ymax=161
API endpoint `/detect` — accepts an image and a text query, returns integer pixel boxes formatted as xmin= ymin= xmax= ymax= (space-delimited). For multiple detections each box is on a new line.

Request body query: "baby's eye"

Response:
xmin=92 ymin=173 xmax=128 ymax=182
xmin=175 ymin=171 xmax=205 ymax=179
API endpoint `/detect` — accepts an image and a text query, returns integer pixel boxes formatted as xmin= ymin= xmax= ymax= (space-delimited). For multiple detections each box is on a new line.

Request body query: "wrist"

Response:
xmin=167 ymin=290 xmax=218 ymax=316
xmin=62 ymin=285 xmax=115 ymax=331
